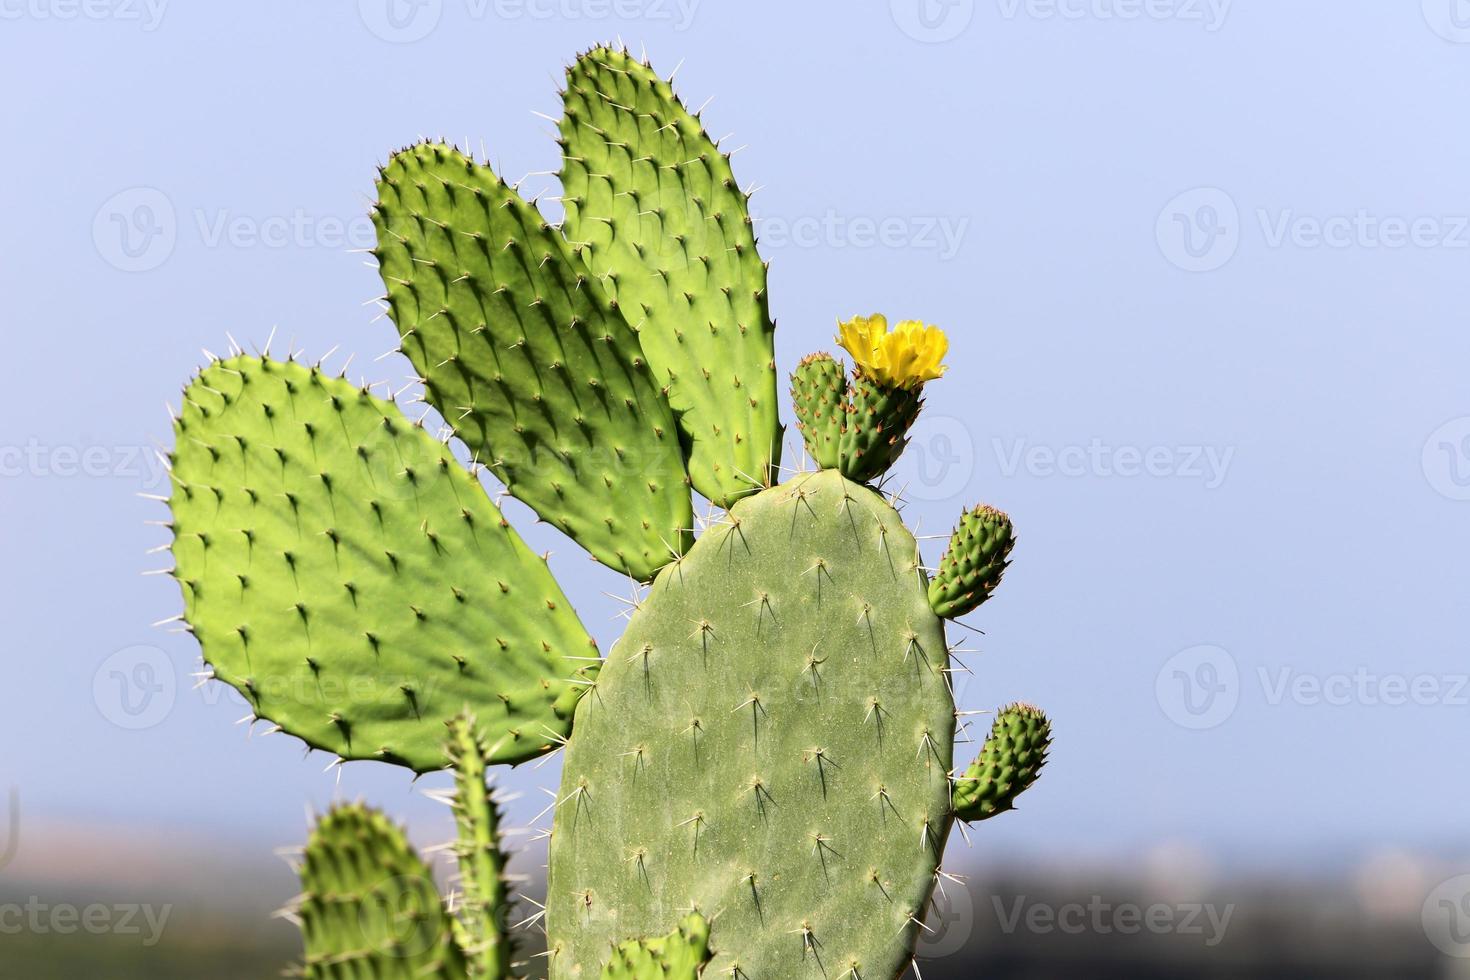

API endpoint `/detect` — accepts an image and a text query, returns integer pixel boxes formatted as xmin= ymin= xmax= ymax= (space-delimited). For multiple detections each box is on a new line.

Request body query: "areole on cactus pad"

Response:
xmin=157 ymin=43 xmax=1052 ymax=980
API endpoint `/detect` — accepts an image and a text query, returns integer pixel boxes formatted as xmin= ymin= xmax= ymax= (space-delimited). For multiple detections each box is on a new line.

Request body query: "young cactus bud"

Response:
xmin=832 ymin=314 xmax=949 ymax=484
xmin=839 ymin=374 xmax=924 ymax=483
xmin=928 ymin=504 xmax=1015 ymax=618
xmin=600 ymin=913 xmax=712 ymax=980
xmin=790 ymin=353 xmax=847 ymax=469
xmin=953 ymin=703 xmax=1051 ymax=822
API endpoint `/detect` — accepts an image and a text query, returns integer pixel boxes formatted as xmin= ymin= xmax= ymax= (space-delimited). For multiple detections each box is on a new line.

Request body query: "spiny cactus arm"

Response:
xmin=927 ymin=504 xmax=1015 ymax=619
xmin=294 ymin=803 xmax=469 ymax=980
xmin=166 ymin=355 xmax=598 ymax=772
xmin=446 ymin=714 xmax=512 ymax=979
xmin=559 ymin=44 xmax=781 ymax=507
xmin=373 ymin=140 xmax=692 ymax=582
xmin=600 ymin=913 xmax=713 ymax=980
xmin=790 ymin=353 xmax=847 ymax=469
xmin=952 ymin=703 xmax=1051 ymax=822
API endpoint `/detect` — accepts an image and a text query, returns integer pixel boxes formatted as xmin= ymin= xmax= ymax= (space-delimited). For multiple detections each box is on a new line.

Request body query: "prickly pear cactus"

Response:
xmin=600 ymin=914 xmax=712 ymax=980
xmin=547 ymin=470 xmax=954 ymax=978
xmin=294 ymin=803 xmax=468 ymax=979
xmin=156 ymin=43 xmax=1054 ymax=980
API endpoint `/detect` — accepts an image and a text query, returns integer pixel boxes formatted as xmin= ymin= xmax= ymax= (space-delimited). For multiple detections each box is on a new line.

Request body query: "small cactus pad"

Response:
xmin=838 ymin=374 xmax=923 ymax=485
xmin=927 ymin=505 xmax=1015 ymax=619
xmin=447 ymin=715 xmax=511 ymax=978
xmin=790 ymin=353 xmax=847 ymax=470
xmin=547 ymin=471 xmax=954 ymax=979
xmin=600 ymin=914 xmax=713 ymax=980
xmin=373 ymin=141 xmax=693 ymax=581
xmin=168 ymin=356 xmax=597 ymax=771
xmin=559 ymin=45 xmax=781 ymax=507
xmin=952 ymin=703 xmax=1051 ymax=822
xmin=296 ymin=803 xmax=468 ymax=979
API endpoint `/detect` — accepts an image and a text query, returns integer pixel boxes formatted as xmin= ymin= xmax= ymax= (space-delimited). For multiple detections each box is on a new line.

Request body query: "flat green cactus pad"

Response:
xmin=601 ymin=913 xmax=713 ymax=980
xmin=547 ymin=471 xmax=954 ymax=979
xmin=373 ymin=141 xmax=693 ymax=582
xmin=296 ymin=803 xmax=468 ymax=979
xmin=168 ymin=356 xmax=597 ymax=771
xmin=559 ymin=45 xmax=781 ymax=507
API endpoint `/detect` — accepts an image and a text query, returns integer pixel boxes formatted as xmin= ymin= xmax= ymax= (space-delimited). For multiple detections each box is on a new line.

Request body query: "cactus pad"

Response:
xmin=559 ymin=45 xmax=781 ymax=507
xmin=296 ymin=803 xmax=468 ymax=979
xmin=168 ymin=356 xmax=597 ymax=771
xmin=791 ymin=353 xmax=847 ymax=470
xmin=952 ymin=703 xmax=1051 ymax=822
xmin=928 ymin=505 xmax=1015 ymax=619
xmin=600 ymin=914 xmax=712 ymax=980
xmin=547 ymin=470 xmax=954 ymax=979
xmin=373 ymin=141 xmax=693 ymax=581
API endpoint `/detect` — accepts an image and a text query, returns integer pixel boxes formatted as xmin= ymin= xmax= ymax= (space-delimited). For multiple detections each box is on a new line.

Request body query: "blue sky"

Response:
xmin=3 ymin=1 xmax=1469 ymax=880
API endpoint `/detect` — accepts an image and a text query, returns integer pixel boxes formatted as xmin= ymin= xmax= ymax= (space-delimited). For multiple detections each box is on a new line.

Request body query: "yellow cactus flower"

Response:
xmin=836 ymin=313 xmax=949 ymax=389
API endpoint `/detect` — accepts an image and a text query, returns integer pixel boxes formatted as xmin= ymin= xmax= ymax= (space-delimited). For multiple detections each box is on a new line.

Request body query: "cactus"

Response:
xmin=952 ymin=703 xmax=1052 ymax=822
xmin=294 ymin=803 xmax=468 ymax=979
xmin=546 ymin=468 xmax=954 ymax=979
xmin=790 ymin=353 xmax=847 ymax=470
xmin=927 ymin=504 xmax=1015 ymax=619
xmin=600 ymin=914 xmax=713 ymax=980
xmin=446 ymin=715 xmax=513 ymax=977
xmin=559 ymin=46 xmax=781 ymax=507
xmin=158 ymin=43 xmax=1053 ymax=980
xmin=372 ymin=141 xmax=693 ymax=582
xmin=166 ymin=356 xmax=597 ymax=771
